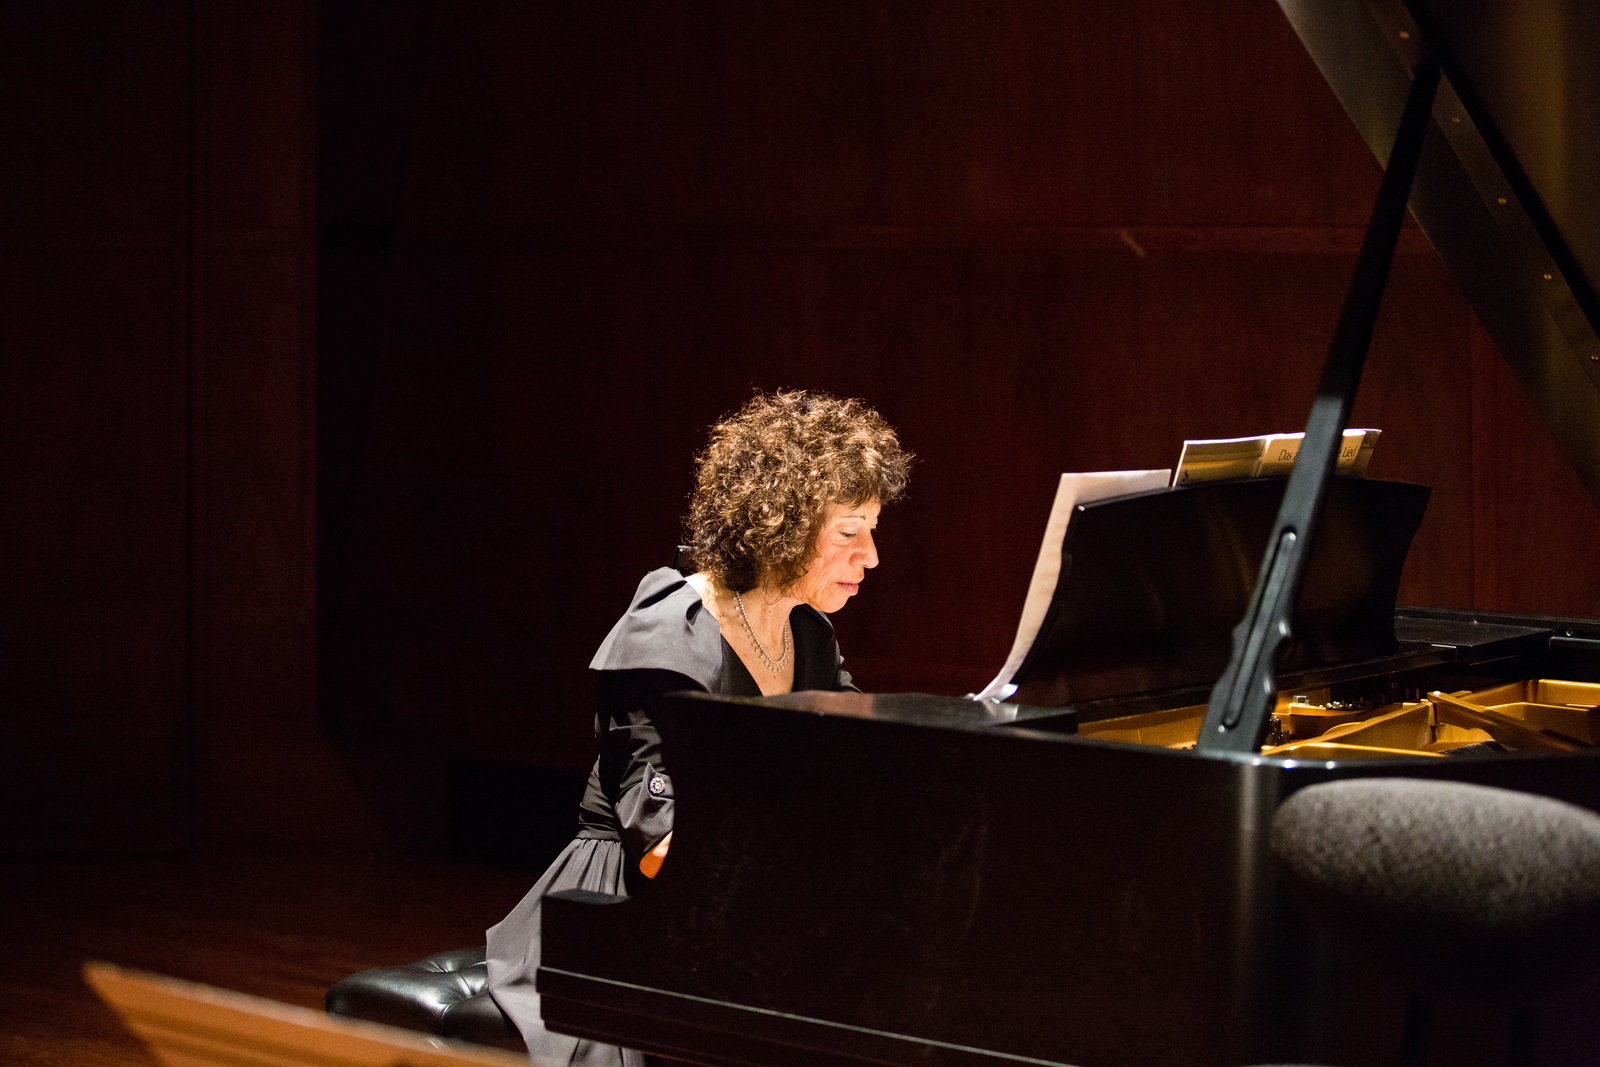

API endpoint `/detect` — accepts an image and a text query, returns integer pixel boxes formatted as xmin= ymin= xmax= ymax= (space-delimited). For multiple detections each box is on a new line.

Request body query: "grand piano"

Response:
xmin=539 ymin=2 xmax=1600 ymax=1064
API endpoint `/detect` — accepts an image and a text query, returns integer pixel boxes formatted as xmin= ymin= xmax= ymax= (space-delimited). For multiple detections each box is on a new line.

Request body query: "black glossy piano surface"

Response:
xmin=540 ymin=611 xmax=1600 ymax=1067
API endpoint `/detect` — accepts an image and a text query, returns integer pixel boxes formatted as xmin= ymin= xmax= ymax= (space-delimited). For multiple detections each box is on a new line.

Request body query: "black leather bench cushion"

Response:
xmin=325 ymin=946 xmax=527 ymax=1052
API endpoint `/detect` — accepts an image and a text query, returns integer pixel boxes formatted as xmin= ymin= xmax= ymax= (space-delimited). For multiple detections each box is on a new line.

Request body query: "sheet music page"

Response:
xmin=1253 ymin=428 xmax=1380 ymax=476
xmin=1254 ymin=433 xmax=1307 ymax=478
xmin=975 ymin=469 xmax=1171 ymax=701
xmin=1348 ymin=428 xmax=1382 ymax=474
xmin=1174 ymin=429 xmax=1380 ymax=484
xmin=1173 ymin=436 xmax=1264 ymax=485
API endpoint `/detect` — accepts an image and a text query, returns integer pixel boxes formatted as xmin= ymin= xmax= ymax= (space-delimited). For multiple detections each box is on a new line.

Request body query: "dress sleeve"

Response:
xmin=835 ymin=661 xmax=859 ymax=692
xmin=829 ymin=619 xmax=859 ymax=692
xmin=594 ymin=668 xmax=699 ymax=861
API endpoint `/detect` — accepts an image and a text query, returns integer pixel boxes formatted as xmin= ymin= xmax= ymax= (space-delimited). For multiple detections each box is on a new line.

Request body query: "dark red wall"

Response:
xmin=5 ymin=0 xmax=1597 ymax=854
xmin=2 ymin=1 xmax=378 ymax=853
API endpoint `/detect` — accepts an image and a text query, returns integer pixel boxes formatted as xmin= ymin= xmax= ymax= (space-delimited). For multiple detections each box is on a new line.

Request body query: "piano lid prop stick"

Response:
xmin=1198 ymin=55 xmax=1442 ymax=754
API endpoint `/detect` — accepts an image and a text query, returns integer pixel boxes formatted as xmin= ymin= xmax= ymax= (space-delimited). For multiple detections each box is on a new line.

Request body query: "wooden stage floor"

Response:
xmin=0 ymin=853 xmax=536 ymax=1066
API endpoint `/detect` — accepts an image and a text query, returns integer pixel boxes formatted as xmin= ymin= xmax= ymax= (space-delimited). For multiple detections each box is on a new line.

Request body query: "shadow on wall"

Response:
xmin=322 ymin=734 xmax=586 ymax=872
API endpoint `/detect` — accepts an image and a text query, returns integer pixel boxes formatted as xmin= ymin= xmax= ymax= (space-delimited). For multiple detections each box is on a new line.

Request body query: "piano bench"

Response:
xmin=1272 ymin=778 xmax=1600 ymax=1067
xmin=325 ymin=945 xmax=527 ymax=1053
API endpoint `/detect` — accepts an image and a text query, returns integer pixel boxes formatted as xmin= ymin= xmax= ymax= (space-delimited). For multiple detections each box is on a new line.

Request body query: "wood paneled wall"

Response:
xmin=188 ymin=0 xmax=378 ymax=850
xmin=2 ymin=2 xmax=192 ymax=852
xmin=4 ymin=0 xmax=1597 ymax=854
xmin=1 ymin=1 xmax=379 ymax=853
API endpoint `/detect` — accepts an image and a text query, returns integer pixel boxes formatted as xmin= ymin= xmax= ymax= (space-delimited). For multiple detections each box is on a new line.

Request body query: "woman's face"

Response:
xmin=792 ymin=499 xmax=881 ymax=613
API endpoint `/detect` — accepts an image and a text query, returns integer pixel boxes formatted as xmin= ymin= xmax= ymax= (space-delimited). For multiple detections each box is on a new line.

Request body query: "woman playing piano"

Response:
xmin=486 ymin=389 xmax=912 ymax=1066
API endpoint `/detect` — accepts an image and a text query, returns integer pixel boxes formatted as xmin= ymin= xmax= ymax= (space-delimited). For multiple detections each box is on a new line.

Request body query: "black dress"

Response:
xmin=485 ymin=567 xmax=855 ymax=1065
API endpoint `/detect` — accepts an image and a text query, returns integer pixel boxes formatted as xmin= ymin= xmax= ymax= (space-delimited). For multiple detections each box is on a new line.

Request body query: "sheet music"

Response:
xmin=976 ymin=469 xmax=1171 ymax=701
xmin=1174 ymin=429 xmax=1380 ymax=484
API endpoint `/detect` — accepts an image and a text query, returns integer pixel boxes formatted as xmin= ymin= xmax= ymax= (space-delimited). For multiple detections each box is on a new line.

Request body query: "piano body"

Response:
xmin=540 ymin=1 xmax=1600 ymax=1064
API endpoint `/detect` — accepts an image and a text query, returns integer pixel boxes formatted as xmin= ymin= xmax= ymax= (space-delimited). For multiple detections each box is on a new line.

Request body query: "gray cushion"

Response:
xmin=1271 ymin=778 xmax=1600 ymax=1002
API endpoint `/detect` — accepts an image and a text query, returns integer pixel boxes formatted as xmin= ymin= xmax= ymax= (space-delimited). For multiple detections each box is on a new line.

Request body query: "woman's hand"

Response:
xmin=639 ymin=831 xmax=672 ymax=878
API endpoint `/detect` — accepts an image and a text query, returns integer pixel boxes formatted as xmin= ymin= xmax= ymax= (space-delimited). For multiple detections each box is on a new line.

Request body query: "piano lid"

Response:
xmin=1277 ymin=0 xmax=1600 ymax=505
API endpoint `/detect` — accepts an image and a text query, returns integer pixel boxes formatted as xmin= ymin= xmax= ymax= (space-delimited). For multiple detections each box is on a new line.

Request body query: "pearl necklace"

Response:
xmin=733 ymin=590 xmax=791 ymax=673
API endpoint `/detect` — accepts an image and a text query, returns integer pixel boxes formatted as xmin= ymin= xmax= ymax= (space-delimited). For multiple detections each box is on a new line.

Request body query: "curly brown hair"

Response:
xmin=686 ymin=390 xmax=912 ymax=594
